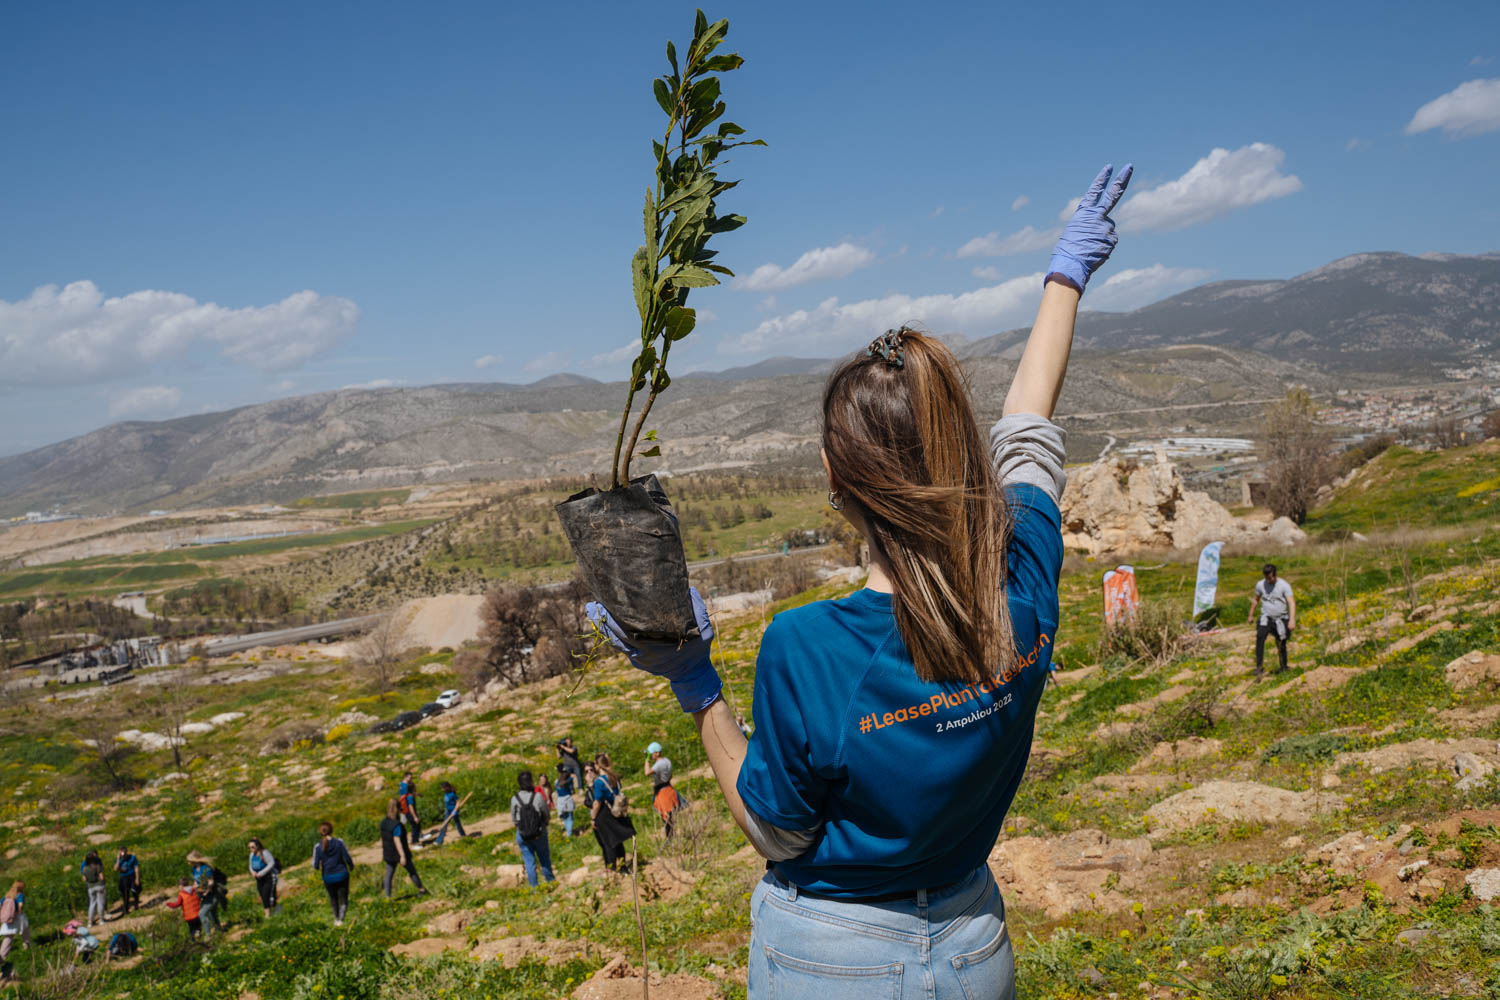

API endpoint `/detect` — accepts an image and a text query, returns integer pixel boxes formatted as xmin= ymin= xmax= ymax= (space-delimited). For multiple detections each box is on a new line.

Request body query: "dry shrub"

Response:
xmin=468 ymin=578 xmax=589 ymax=689
xmin=1095 ymin=602 xmax=1189 ymax=668
xmin=261 ymin=720 xmax=325 ymax=754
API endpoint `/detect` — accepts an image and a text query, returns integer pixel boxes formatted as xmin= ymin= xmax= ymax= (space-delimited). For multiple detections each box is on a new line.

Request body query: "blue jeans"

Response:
xmin=748 ymin=865 xmax=1015 ymax=1000
xmin=561 ymin=810 xmax=574 ymax=838
xmin=435 ymin=813 xmax=466 ymax=844
xmin=516 ymin=833 xmax=554 ymax=887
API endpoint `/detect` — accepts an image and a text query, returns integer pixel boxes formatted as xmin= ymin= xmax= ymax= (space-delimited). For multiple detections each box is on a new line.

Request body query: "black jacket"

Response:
xmin=379 ymin=817 xmax=412 ymax=866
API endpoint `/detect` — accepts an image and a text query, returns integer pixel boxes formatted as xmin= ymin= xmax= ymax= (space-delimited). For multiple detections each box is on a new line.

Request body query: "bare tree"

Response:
xmin=1429 ymin=417 xmax=1464 ymax=449
xmin=1260 ymin=388 xmax=1332 ymax=525
xmin=471 ymin=579 xmax=589 ymax=689
xmin=76 ymin=706 xmax=138 ymax=791
xmin=353 ymin=611 xmax=409 ymax=694
xmin=1482 ymin=409 xmax=1500 ymax=441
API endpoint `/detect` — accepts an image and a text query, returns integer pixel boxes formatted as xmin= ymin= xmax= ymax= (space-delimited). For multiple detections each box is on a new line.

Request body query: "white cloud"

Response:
xmin=971 ymin=265 xmax=1007 ymax=281
xmin=1058 ymin=197 xmax=1082 ymax=222
xmin=1114 ymin=143 xmax=1303 ymax=232
xmin=930 ymin=205 xmax=945 ymax=217
xmin=695 ymin=308 xmax=718 ymax=324
xmin=1086 ymin=264 xmax=1215 ymax=311
xmin=0 ymin=280 xmax=357 ymax=387
xmin=1345 ymin=137 xmax=1371 ymax=152
xmin=524 ymin=350 xmax=570 ymax=374
xmin=341 ymin=378 xmax=405 ymax=390
xmin=735 ymin=242 xmax=876 ymax=292
xmin=109 ymin=385 xmax=182 ymax=419
xmin=1010 ymin=195 xmax=1030 ymax=212
xmin=725 ymin=274 xmax=1042 ymax=355
xmin=473 ymin=353 xmax=504 ymax=369
xmin=589 ymin=341 xmax=639 ymax=368
xmin=758 ymin=296 xmax=777 ymax=311
xmin=955 ymin=225 xmax=1060 ymax=258
xmin=1405 ymin=78 xmax=1500 ymax=137
xmin=272 ymin=378 xmax=297 ymax=392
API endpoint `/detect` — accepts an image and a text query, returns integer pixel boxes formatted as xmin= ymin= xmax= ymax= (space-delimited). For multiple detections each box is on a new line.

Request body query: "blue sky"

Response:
xmin=2 ymin=0 xmax=1498 ymax=456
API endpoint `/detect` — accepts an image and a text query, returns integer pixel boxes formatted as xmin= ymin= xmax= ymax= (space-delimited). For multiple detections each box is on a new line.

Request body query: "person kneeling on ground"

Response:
xmin=511 ymin=770 xmax=555 ymax=887
xmin=62 ymin=920 xmax=101 ymax=962
xmin=380 ymin=799 xmax=429 ymax=898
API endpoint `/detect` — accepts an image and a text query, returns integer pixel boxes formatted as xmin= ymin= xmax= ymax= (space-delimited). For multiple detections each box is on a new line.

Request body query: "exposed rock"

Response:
xmin=1444 ymin=651 xmax=1500 ymax=692
xmin=179 ymin=722 xmax=216 ymax=735
xmin=1265 ymin=665 xmax=1371 ymax=700
xmin=1130 ymin=737 xmax=1222 ymax=772
xmin=1396 ymin=927 xmax=1434 ymax=947
xmin=426 ymin=911 xmax=469 ymax=936
xmin=1336 ymin=737 xmax=1498 ymax=775
xmin=1092 ymin=773 xmax=1178 ymax=794
xmin=1454 ymin=752 xmax=1496 ymax=792
xmin=987 ymin=828 xmax=1153 ymax=918
xmin=1311 ymin=826 xmax=1412 ymax=876
xmin=327 ymin=710 xmax=379 ymax=731
xmin=117 ymin=729 xmax=184 ymax=751
xmin=495 ymin=863 xmax=529 ymax=888
xmin=1464 ymin=869 xmax=1500 ymax=902
xmin=1117 ymin=685 xmax=1193 ymax=718
xmin=209 ymin=711 xmax=246 ymax=726
xmin=390 ymin=937 xmax=466 ymax=958
xmin=147 ymin=772 xmax=190 ymax=787
xmin=1059 ymin=449 xmax=1306 ymax=554
xmin=1144 ymin=781 xmax=1338 ymax=836
xmin=1398 ymin=860 xmax=1429 ymax=882
xmin=1437 ymin=704 xmax=1500 ymax=731
xmin=1388 ymin=621 xmax=1455 ymax=655
xmin=471 ymin=934 xmax=590 ymax=966
xmin=572 ymin=957 xmax=720 ymax=1000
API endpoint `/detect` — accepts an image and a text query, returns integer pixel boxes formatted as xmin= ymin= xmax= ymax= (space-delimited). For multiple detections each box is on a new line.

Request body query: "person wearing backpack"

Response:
xmin=80 ymin=851 xmax=108 ymax=926
xmin=187 ymin=852 xmax=224 ymax=935
xmin=380 ymin=798 xmax=429 ymax=898
xmin=588 ymin=753 xmax=635 ymax=872
xmin=312 ymin=822 xmax=355 ymax=926
xmin=247 ymin=838 xmax=279 ymax=917
xmin=113 ymin=847 xmax=141 ymax=916
xmin=398 ymin=771 xmax=424 ymax=849
xmin=510 ymin=770 xmax=554 ymax=887
xmin=165 ymin=876 xmax=204 ymax=941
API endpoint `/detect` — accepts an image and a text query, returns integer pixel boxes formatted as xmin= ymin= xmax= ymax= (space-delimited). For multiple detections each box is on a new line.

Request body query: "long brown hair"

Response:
xmin=822 ymin=327 xmax=1016 ymax=684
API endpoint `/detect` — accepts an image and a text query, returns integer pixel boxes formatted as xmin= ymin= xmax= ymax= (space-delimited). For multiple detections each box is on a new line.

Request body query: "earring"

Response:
xmin=828 ymin=489 xmax=843 ymax=511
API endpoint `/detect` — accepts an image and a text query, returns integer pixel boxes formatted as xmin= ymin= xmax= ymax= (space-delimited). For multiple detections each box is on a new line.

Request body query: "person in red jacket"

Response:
xmin=165 ymin=876 xmax=204 ymax=941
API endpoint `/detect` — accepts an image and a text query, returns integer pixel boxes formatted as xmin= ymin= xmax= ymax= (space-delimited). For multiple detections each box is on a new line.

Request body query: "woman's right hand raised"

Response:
xmin=1045 ymin=164 xmax=1133 ymax=294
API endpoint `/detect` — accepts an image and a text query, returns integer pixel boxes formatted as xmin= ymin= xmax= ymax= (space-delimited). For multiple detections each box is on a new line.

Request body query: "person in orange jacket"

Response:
xmin=165 ymin=876 xmax=204 ymax=941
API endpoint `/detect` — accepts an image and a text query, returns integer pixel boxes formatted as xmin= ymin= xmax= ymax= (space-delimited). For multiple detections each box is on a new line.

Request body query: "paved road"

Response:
xmin=201 ymin=615 xmax=382 ymax=656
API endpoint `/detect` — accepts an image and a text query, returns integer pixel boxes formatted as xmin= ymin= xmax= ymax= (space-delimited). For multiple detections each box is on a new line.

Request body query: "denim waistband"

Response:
xmin=768 ymin=862 xmax=976 ymax=906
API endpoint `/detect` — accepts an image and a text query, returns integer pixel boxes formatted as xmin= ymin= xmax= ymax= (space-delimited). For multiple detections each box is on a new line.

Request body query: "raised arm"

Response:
xmin=1003 ymin=164 xmax=1132 ymax=419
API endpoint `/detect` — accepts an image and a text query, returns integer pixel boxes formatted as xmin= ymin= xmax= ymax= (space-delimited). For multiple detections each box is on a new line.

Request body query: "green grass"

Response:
xmin=293 ymin=488 xmax=412 ymax=509
xmin=1305 ymin=441 xmax=1500 ymax=534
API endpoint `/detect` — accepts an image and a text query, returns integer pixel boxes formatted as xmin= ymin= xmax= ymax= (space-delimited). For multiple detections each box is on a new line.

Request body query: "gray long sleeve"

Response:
xmin=989 ymin=412 xmax=1067 ymax=502
xmin=742 ymin=806 xmax=818 ymax=862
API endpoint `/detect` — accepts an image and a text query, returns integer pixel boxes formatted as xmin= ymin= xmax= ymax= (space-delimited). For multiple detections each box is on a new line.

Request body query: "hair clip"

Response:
xmin=866 ymin=329 xmax=906 ymax=369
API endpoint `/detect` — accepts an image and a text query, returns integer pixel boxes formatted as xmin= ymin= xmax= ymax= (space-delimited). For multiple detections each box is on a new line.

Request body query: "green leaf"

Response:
xmin=662 ymin=306 xmax=697 ymax=342
xmin=668 ymin=265 xmax=718 ymax=289
xmin=717 ymin=121 xmax=746 ymax=137
xmin=693 ymin=9 xmax=708 ymax=38
xmin=630 ymin=345 xmax=658 ymax=385
xmin=653 ymin=78 xmax=674 ymax=117
xmin=643 ymin=189 xmax=657 ymax=248
xmin=651 ymin=370 xmax=672 ymax=393
xmin=645 ymin=429 xmax=658 ymax=441
xmin=632 ymin=247 xmax=652 ymax=321
xmin=701 ymin=53 xmax=743 ymax=73
xmin=657 ymin=175 xmax=713 ymax=214
xmin=640 ymin=445 xmax=661 ymax=458
xmin=665 ymin=40 xmax=678 ymax=75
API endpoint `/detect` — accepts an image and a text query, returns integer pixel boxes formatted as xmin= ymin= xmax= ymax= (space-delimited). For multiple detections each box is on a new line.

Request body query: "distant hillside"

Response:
xmin=961 ymin=251 xmax=1500 ymax=368
xmin=2 ymin=250 xmax=1493 ymax=515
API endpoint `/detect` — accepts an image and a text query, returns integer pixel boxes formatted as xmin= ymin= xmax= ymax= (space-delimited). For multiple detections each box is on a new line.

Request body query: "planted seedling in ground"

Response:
xmin=556 ymin=9 xmax=763 ymax=641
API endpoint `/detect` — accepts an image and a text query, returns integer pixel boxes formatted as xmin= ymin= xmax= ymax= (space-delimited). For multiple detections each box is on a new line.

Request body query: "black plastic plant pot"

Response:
xmin=555 ymin=473 xmax=698 ymax=642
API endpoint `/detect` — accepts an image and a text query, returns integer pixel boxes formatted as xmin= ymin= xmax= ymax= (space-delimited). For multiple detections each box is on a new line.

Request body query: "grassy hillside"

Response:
xmin=3 ymin=449 xmax=1499 ymax=999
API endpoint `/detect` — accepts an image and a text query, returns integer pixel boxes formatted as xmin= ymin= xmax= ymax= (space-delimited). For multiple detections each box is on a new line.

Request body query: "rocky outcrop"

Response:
xmin=1444 ymin=651 xmax=1500 ymax=692
xmin=1059 ymin=448 xmax=1306 ymax=554
xmin=987 ymin=828 xmax=1154 ymax=918
xmin=1144 ymin=780 xmax=1339 ymax=836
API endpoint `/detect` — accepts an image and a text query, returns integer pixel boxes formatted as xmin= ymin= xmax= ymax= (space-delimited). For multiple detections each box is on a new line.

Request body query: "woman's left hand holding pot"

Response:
xmin=586 ymin=589 xmax=721 ymax=713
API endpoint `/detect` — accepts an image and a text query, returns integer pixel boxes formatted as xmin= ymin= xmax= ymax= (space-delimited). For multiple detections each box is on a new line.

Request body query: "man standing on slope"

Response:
xmin=1248 ymin=563 xmax=1296 ymax=676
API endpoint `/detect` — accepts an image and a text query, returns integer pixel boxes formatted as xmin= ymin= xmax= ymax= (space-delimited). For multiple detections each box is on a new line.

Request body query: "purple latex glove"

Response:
xmin=586 ymin=588 xmax=722 ymax=713
xmin=1045 ymin=163 xmax=1134 ymax=294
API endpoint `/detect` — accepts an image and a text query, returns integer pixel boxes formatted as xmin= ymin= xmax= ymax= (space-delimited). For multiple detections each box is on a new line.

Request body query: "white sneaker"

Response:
xmin=334 ymin=919 xmax=343 ymax=927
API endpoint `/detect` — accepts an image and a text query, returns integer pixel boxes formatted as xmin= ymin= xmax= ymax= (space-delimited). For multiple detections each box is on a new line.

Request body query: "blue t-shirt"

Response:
xmin=737 ymin=484 xmax=1062 ymax=898
xmin=592 ymin=776 xmax=615 ymax=804
xmin=117 ymin=854 xmax=138 ymax=878
xmin=443 ymin=791 xmax=458 ymax=815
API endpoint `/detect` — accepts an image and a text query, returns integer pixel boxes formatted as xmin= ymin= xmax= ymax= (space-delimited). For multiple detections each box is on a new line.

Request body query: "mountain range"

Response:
xmin=2 ymin=251 xmax=1496 ymax=515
